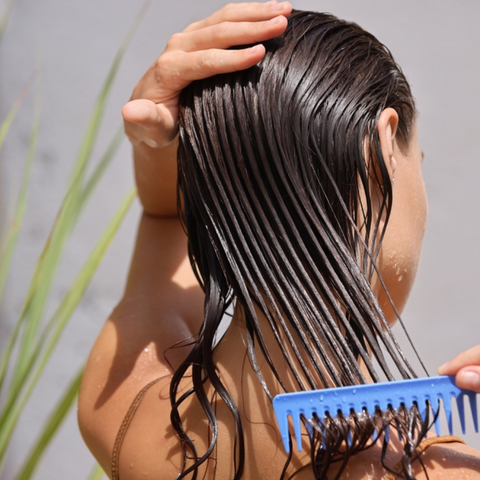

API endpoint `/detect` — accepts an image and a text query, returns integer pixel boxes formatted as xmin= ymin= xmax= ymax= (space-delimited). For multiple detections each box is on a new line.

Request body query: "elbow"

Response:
xmin=78 ymin=373 xmax=114 ymax=476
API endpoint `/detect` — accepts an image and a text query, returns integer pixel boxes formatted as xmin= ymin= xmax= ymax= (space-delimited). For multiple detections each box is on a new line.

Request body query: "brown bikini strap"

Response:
xmin=384 ymin=435 xmax=466 ymax=479
xmin=111 ymin=377 xmax=162 ymax=480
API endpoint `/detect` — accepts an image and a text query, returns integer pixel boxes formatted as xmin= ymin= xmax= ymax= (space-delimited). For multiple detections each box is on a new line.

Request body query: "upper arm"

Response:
xmin=78 ymin=213 xmax=204 ymax=473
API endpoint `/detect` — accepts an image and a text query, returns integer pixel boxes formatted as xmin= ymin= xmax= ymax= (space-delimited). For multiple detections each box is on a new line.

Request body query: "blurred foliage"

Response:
xmin=0 ymin=1 xmax=148 ymax=478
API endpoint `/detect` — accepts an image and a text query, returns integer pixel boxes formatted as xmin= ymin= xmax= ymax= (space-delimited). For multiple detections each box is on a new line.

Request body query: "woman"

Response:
xmin=78 ymin=2 xmax=480 ymax=478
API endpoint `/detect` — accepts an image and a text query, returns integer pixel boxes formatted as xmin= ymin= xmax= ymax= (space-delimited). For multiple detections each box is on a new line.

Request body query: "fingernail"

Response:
xmin=268 ymin=16 xmax=282 ymax=24
xmin=458 ymin=371 xmax=480 ymax=390
xmin=438 ymin=362 xmax=449 ymax=374
xmin=265 ymin=0 xmax=277 ymax=5
xmin=272 ymin=1 xmax=287 ymax=11
xmin=247 ymin=44 xmax=264 ymax=56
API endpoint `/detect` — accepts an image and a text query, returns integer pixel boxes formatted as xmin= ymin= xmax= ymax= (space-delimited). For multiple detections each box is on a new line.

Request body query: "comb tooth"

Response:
xmin=378 ymin=398 xmax=389 ymax=414
xmin=401 ymin=394 xmax=413 ymax=440
xmin=457 ymin=394 xmax=466 ymax=434
xmin=273 ymin=396 xmax=297 ymax=454
xmin=384 ymin=424 xmax=390 ymax=443
xmin=304 ymin=409 xmax=314 ymax=438
xmin=468 ymin=391 xmax=479 ymax=433
xmin=293 ymin=411 xmax=303 ymax=452
xmin=433 ymin=400 xmax=442 ymax=436
xmin=278 ymin=410 xmax=291 ymax=454
xmin=443 ymin=396 xmax=453 ymax=435
xmin=320 ymin=407 xmax=328 ymax=450
xmin=318 ymin=420 xmax=327 ymax=450
xmin=351 ymin=399 xmax=359 ymax=417
xmin=421 ymin=398 xmax=432 ymax=424
xmin=419 ymin=402 xmax=427 ymax=424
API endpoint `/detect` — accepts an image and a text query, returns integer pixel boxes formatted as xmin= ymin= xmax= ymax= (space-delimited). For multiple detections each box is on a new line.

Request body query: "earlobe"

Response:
xmin=378 ymin=108 xmax=399 ymax=181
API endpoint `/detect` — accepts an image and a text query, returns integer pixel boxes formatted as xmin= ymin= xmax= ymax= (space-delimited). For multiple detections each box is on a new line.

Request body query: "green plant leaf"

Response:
xmin=7 ymin=1 xmax=147 ymax=393
xmin=0 ymin=0 xmax=15 ymax=43
xmin=0 ymin=188 xmax=137 ymax=462
xmin=87 ymin=463 xmax=106 ymax=480
xmin=0 ymin=124 xmax=125 ymax=403
xmin=66 ymin=2 xmax=148 ymax=195
xmin=14 ymin=367 xmax=84 ymax=480
xmin=0 ymin=2 xmax=148 ymax=476
xmin=0 ymin=91 xmax=40 ymax=306
xmin=82 ymin=126 xmax=124 ymax=204
xmin=0 ymin=77 xmax=31 ymax=154
xmin=0 ymin=91 xmax=40 ymax=392
xmin=71 ymin=125 xmax=125 ymax=224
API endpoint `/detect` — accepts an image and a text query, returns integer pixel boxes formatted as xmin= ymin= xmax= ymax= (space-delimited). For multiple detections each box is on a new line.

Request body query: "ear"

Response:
xmin=377 ymin=108 xmax=399 ymax=181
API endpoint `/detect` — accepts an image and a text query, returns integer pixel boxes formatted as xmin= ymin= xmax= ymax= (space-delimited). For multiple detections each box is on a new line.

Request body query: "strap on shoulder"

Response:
xmin=111 ymin=377 xmax=163 ymax=480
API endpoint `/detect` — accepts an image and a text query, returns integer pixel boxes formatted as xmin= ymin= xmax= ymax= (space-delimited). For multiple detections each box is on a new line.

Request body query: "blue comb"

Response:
xmin=273 ymin=375 xmax=479 ymax=453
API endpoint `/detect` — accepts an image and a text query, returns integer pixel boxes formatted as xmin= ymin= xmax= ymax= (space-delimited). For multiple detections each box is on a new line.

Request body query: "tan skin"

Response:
xmin=78 ymin=2 xmax=480 ymax=478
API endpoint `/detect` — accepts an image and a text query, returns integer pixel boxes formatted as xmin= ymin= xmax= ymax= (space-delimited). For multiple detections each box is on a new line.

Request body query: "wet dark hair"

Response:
xmin=173 ymin=9 xmax=427 ymax=480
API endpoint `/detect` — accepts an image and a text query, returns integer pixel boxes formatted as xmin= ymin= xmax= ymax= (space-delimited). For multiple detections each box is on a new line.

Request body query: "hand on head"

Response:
xmin=121 ymin=1 xmax=292 ymax=149
xmin=438 ymin=344 xmax=480 ymax=393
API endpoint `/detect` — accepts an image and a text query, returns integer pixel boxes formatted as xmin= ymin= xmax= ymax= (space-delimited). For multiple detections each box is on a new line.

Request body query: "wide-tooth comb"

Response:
xmin=273 ymin=375 xmax=478 ymax=453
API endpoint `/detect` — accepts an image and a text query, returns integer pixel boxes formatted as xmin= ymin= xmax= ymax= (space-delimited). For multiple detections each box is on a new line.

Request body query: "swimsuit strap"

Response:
xmin=110 ymin=387 xmax=466 ymax=480
xmin=111 ymin=377 xmax=163 ymax=480
xmin=384 ymin=435 xmax=466 ymax=479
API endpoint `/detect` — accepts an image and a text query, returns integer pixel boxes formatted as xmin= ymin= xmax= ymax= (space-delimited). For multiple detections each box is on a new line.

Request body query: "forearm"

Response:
xmin=133 ymin=138 xmax=178 ymax=217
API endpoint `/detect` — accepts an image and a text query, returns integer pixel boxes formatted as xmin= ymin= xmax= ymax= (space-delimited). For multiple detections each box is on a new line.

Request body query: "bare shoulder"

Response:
xmin=77 ymin=293 xmax=199 ymax=476
xmin=77 ymin=309 xmax=173 ymax=476
xmin=78 ymin=213 xmax=204 ymax=475
xmin=412 ymin=440 xmax=480 ymax=479
xmin=114 ymin=375 xmax=211 ymax=480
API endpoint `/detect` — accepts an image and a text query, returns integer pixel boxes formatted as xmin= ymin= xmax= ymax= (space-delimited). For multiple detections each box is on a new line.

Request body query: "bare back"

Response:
xmin=78 ymin=216 xmax=480 ymax=478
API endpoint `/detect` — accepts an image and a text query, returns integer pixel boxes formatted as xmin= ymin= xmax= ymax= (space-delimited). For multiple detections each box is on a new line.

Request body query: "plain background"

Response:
xmin=0 ymin=1 xmax=479 ymax=478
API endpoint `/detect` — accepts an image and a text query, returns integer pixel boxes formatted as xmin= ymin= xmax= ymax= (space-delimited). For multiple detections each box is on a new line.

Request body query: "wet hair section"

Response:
xmin=173 ymin=10 xmax=424 ymax=480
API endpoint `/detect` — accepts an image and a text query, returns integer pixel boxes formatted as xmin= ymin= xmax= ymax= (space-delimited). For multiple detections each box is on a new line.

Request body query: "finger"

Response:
xmin=182 ymin=44 xmax=266 ymax=81
xmin=122 ymin=99 xmax=162 ymax=126
xmin=170 ymin=15 xmax=288 ymax=53
xmin=184 ymin=1 xmax=292 ymax=33
xmin=456 ymin=367 xmax=480 ymax=393
xmin=123 ymin=99 xmax=178 ymax=148
xmin=438 ymin=344 xmax=480 ymax=375
xmin=157 ymin=44 xmax=266 ymax=91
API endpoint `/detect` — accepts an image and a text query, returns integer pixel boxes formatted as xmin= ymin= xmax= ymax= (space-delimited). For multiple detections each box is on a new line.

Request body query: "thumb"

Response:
xmin=122 ymin=99 xmax=161 ymax=126
xmin=455 ymin=367 xmax=480 ymax=393
xmin=122 ymin=99 xmax=177 ymax=148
